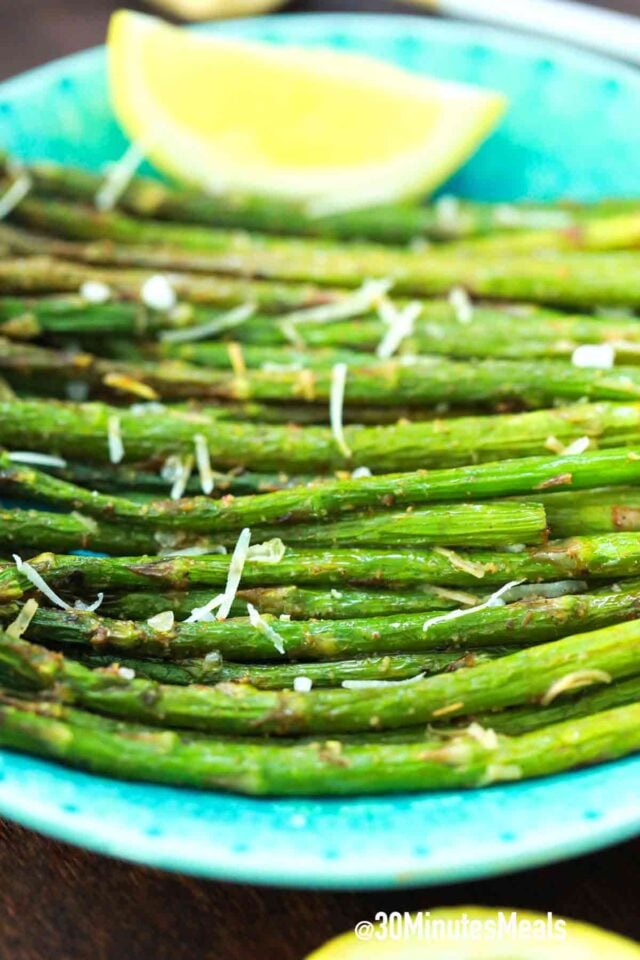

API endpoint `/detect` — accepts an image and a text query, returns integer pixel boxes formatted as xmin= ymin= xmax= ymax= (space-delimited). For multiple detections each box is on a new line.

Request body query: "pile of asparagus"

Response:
xmin=0 ymin=156 xmax=639 ymax=795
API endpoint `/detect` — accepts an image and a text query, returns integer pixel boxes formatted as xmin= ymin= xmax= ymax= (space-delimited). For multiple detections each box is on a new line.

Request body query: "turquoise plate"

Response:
xmin=0 ymin=13 xmax=639 ymax=888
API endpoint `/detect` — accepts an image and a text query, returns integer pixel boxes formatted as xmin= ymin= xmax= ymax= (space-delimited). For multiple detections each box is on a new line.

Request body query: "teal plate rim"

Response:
xmin=0 ymin=13 xmax=640 ymax=889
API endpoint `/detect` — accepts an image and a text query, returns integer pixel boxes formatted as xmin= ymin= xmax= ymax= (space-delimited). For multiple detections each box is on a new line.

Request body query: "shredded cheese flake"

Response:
xmin=217 ymin=528 xmax=251 ymax=621
xmin=80 ymin=280 xmax=112 ymax=305
xmin=434 ymin=547 xmax=487 ymax=579
xmin=6 ymin=598 xmax=39 ymax=639
xmin=147 ymin=610 xmax=175 ymax=632
xmin=107 ymin=415 xmax=124 ymax=464
xmin=293 ymin=676 xmax=313 ymax=693
xmin=280 ymin=278 xmax=392 ymax=329
xmin=423 ymin=580 xmax=525 ymax=633
xmin=0 ymin=173 xmax=32 ymax=221
xmin=74 ymin=592 xmax=104 ymax=612
xmin=571 ymin=343 xmax=615 ymax=369
xmin=505 ymin=580 xmax=588 ymax=602
xmin=342 ymin=672 xmax=425 ymax=690
xmin=159 ymin=302 xmax=255 ymax=344
xmin=193 ymin=433 xmax=214 ymax=496
xmin=330 ymin=362 xmax=351 ymax=459
xmin=434 ymin=195 xmax=461 ymax=235
xmin=376 ymin=301 xmax=422 ymax=359
xmin=141 ymin=274 xmax=177 ymax=313
xmin=118 ymin=666 xmax=136 ymax=680
xmin=563 ymin=436 xmax=591 ymax=456
xmin=247 ymin=602 xmax=286 ymax=655
xmin=448 ymin=286 xmax=474 ymax=324
xmin=13 ymin=554 xmax=71 ymax=610
xmin=351 ymin=466 xmax=372 ymax=479
xmin=226 ymin=342 xmax=247 ymax=379
xmin=8 ymin=451 xmax=67 ymax=468
xmin=170 ymin=454 xmax=194 ymax=501
xmin=541 ymin=669 xmax=612 ymax=706
xmin=466 ymin=722 xmax=499 ymax=750
xmin=246 ymin=538 xmax=286 ymax=564
xmin=185 ymin=594 xmax=225 ymax=624
xmin=95 ymin=143 xmax=145 ymax=211
xmin=103 ymin=372 xmax=158 ymax=401
xmin=430 ymin=585 xmax=480 ymax=607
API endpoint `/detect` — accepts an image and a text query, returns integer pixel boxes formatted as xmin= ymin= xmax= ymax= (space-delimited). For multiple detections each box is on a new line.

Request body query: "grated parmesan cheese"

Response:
xmin=571 ymin=343 xmax=615 ymax=369
xmin=434 ymin=547 xmax=487 ymax=579
xmin=330 ymin=362 xmax=351 ymax=459
xmin=170 ymin=455 xmax=194 ymax=501
xmin=184 ymin=593 xmax=225 ymax=624
xmin=95 ymin=143 xmax=145 ymax=212
xmin=434 ymin=195 xmax=462 ymax=235
xmin=247 ymin=602 xmax=286 ymax=655
xmin=279 ymin=278 xmax=392 ymax=329
xmin=563 ymin=436 xmax=591 ymax=456
xmin=80 ymin=280 xmax=112 ymax=305
xmin=351 ymin=466 xmax=372 ymax=479
xmin=422 ymin=580 xmax=525 ymax=633
xmin=8 ymin=451 xmax=67 ymax=469
xmin=448 ymin=286 xmax=474 ymax=324
xmin=217 ymin=528 xmax=251 ymax=621
xmin=193 ymin=434 xmax=214 ymax=496
xmin=342 ymin=673 xmax=425 ymax=690
xmin=541 ymin=669 xmax=611 ymax=706
xmin=293 ymin=676 xmax=313 ymax=693
xmin=13 ymin=554 xmax=71 ymax=610
xmin=503 ymin=580 xmax=588 ymax=602
xmin=159 ymin=302 xmax=255 ymax=345
xmin=118 ymin=666 xmax=136 ymax=680
xmin=246 ymin=538 xmax=286 ymax=564
xmin=107 ymin=415 xmax=124 ymax=464
xmin=6 ymin=598 xmax=39 ymax=639
xmin=0 ymin=173 xmax=32 ymax=221
xmin=141 ymin=274 xmax=177 ymax=313
xmin=376 ymin=301 xmax=422 ymax=360
xmin=147 ymin=610 xmax=175 ymax=632
xmin=74 ymin=592 xmax=104 ymax=613
xmin=466 ymin=722 xmax=499 ymax=750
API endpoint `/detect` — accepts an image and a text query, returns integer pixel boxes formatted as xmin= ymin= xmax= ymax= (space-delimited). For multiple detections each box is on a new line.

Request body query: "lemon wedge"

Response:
xmin=305 ymin=907 xmax=640 ymax=959
xmin=107 ymin=10 xmax=506 ymax=212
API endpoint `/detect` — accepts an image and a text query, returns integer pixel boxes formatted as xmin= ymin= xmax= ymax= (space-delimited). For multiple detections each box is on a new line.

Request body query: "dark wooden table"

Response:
xmin=1 ymin=2 xmax=639 ymax=957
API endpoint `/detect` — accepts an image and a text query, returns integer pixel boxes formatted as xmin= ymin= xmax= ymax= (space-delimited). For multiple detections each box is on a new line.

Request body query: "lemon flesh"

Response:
xmin=108 ymin=10 xmax=506 ymax=210
xmin=306 ymin=906 xmax=640 ymax=959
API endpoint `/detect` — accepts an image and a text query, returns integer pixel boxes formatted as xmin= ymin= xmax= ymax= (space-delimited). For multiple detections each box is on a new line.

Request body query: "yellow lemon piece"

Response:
xmin=306 ymin=906 xmax=640 ymax=959
xmin=108 ymin=10 xmax=506 ymax=211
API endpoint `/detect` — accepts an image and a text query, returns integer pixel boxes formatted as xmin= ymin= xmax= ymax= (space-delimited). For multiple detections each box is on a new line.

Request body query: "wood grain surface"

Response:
xmin=1 ymin=2 xmax=639 ymax=957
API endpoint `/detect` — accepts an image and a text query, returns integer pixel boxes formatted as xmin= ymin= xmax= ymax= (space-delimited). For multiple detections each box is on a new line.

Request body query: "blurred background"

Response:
xmin=3 ymin=0 xmax=638 ymax=82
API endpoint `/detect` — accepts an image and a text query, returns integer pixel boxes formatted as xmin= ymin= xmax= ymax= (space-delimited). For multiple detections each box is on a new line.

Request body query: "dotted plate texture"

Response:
xmin=0 ymin=14 xmax=639 ymax=888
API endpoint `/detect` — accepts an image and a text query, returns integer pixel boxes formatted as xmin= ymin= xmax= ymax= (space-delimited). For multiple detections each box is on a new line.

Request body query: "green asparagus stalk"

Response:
xmin=457 ymin=212 xmax=640 ymax=255
xmin=72 ymin=649 xmax=500 ymax=689
xmin=4 ymin=398 xmax=640 ymax=473
xmin=102 ymin=584 xmax=477 ymax=621
xmin=0 ymin=507 xmax=165 ymax=556
xmin=1 ymin=616 xmax=639 ymax=734
xmin=3 ymin=445 xmax=640 ymax=535
xmin=3 ymin=533 xmax=640 ymax=601
xmin=8 ymin=336 xmax=640 ymax=409
xmin=524 ymin=487 xmax=640 ymax=538
xmin=11 ymin=580 xmax=640 ymax=661
xmin=7 ymin=197 xmax=640 ymax=308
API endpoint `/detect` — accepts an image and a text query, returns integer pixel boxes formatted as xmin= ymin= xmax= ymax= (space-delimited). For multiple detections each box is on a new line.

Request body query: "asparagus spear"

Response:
xmin=102 ymin=584 xmax=476 ymax=621
xmin=3 ymin=533 xmax=640 ymax=600
xmin=524 ymin=487 xmax=640 ymax=538
xmin=8 ymin=336 xmax=640 ymax=409
xmin=1 ymin=616 xmax=639 ymax=734
xmin=0 ymin=507 xmax=166 ymax=556
xmin=7 ymin=197 xmax=640 ymax=308
xmin=3 ymin=398 xmax=640 ymax=473
xmin=12 ymin=580 xmax=640 ymax=661
xmin=3 ymin=444 xmax=640 ymax=534
xmin=72 ymin=649 xmax=500 ymax=689
xmin=2 ymin=691 xmax=639 ymax=793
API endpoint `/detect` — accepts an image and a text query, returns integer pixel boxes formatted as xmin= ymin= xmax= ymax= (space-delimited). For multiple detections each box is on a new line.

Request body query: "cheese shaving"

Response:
xmin=280 ymin=278 xmax=392 ymax=328
xmin=351 ymin=466 xmax=372 ymax=479
xmin=330 ymin=362 xmax=351 ymax=458
xmin=8 ymin=451 xmax=67 ymax=468
xmin=118 ymin=666 xmax=136 ymax=681
xmin=246 ymin=538 xmax=286 ymax=564
xmin=80 ymin=280 xmax=112 ymax=305
xmin=6 ymin=598 xmax=39 ymax=639
xmin=293 ymin=676 xmax=313 ymax=693
xmin=571 ymin=343 xmax=615 ymax=369
xmin=434 ymin=547 xmax=487 ymax=579
xmin=0 ymin=173 xmax=32 ymax=221
xmin=226 ymin=342 xmax=247 ymax=379
xmin=466 ymin=722 xmax=499 ymax=750
xmin=342 ymin=673 xmax=425 ymax=690
xmin=504 ymin=580 xmax=588 ymax=602
xmin=141 ymin=275 xmax=177 ymax=313
xmin=541 ymin=669 xmax=612 ymax=706
xmin=430 ymin=586 xmax=480 ymax=607
xmin=193 ymin=433 xmax=214 ymax=496
xmin=247 ymin=602 xmax=286 ymax=655
xmin=107 ymin=415 xmax=124 ymax=464
xmin=103 ymin=372 xmax=158 ymax=401
xmin=13 ymin=554 xmax=71 ymax=610
xmin=170 ymin=454 xmax=194 ymax=501
xmin=563 ymin=436 xmax=591 ymax=456
xmin=147 ymin=610 xmax=175 ymax=632
xmin=448 ymin=286 xmax=474 ymax=324
xmin=95 ymin=143 xmax=145 ymax=211
xmin=74 ymin=592 xmax=104 ymax=613
xmin=159 ymin=302 xmax=255 ymax=344
xmin=423 ymin=580 xmax=524 ymax=633
xmin=185 ymin=593 xmax=225 ymax=624
xmin=434 ymin=195 xmax=462 ymax=235
xmin=376 ymin=301 xmax=422 ymax=360
xmin=217 ymin=528 xmax=251 ymax=621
